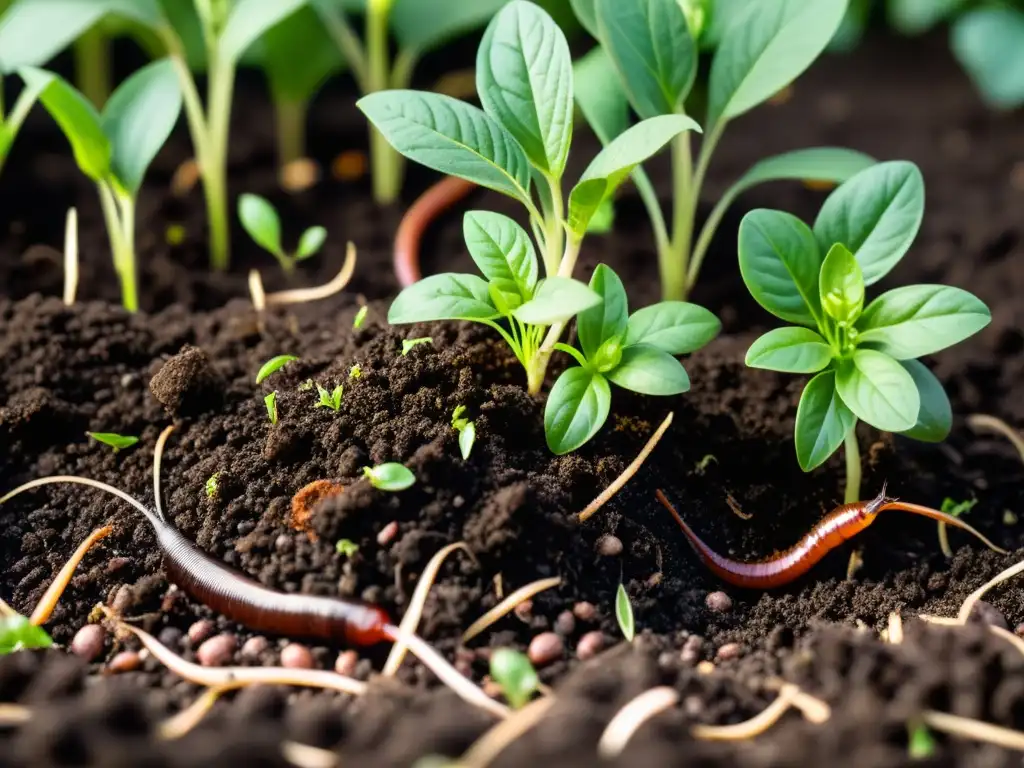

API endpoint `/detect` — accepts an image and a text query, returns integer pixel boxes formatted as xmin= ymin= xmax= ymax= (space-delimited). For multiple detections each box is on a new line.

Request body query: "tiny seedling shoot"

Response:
xmin=363 ymin=462 xmax=415 ymax=491
xmin=451 ymin=406 xmax=476 ymax=460
xmin=615 ymin=582 xmax=634 ymax=642
xmin=738 ymin=161 xmax=991 ymax=502
xmin=335 ymin=539 xmax=359 ymax=558
xmin=570 ymin=0 xmax=877 ymax=300
xmin=265 ymin=392 xmax=279 ymax=425
xmin=353 ymin=306 xmax=368 ymax=329
xmin=238 ymin=194 xmax=326 ymax=275
xmin=256 ymin=354 xmax=299 ymax=384
xmin=488 ymin=648 xmax=539 ymax=710
xmin=401 ymin=337 xmax=433 ymax=356
xmin=86 ymin=432 xmax=139 ymax=453
xmin=315 ymin=383 xmax=343 ymax=412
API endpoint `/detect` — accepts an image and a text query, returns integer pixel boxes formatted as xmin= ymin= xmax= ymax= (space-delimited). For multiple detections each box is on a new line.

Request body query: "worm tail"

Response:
xmin=880 ymin=501 xmax=1007 ymax=554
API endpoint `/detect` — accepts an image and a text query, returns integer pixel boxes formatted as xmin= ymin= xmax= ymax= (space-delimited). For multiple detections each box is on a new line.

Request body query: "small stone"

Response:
xmin=275 ymin=534 xmax=294 ymax=554
xmin=513 ymin=599 xmax=534 ymax=622
xmin=197 ymin=634 xmax=236 ymax=667
xmin=452 ymin=496 xmax=465 ymax=508
xmin=334 ymin=650 xmax=358 ymax=676
xmin=705 ymin=591 xmax=733 ymax=613
xmin=240 ymin=636 xmax=269 ymax=659
xmin=70 ymin=625 xmax=105 ymax=661
xmin=596 ymin=534 xmax=623 ymax=557
xmin=572 ymin=602 xmax=597 ymax=622
xmin=696 ymin=660 xmax=715 ymax=674
xmin=107 ymin=651 xmax=141 ymax=674
xmin=527 ymin=632 xmax=564 ymax=666
xmin=187 ymin=619 xmax=215 ymax=645
xmin=576 ymin=631 xmax=604 ymax=661
xmin=967 ymin=600 xmax=1009 ymax=630
xmin=554 ymin=611 xmax=576 ymax=636
xmin=715 ymin=642 xmax=742 ymax=662
xmin=157 ymin=627 xmax=183 ymax=649
xmin=280 ymin=643 xmax=314 ymax=669
xmin=377 ymin=521 xmax=399 ymax=546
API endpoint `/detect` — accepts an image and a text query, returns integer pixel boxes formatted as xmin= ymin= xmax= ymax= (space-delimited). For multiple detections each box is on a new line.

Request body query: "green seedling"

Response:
xmin=205 ymin=472 xmax=221 ymax=500
xmin=570 ymin=0 xmax=875 ymax=300
xmin=0 ymin=614 xmax=53 ymax=655
xmin=907 ymin=720 xmax=937 ymax=759
xmin=335 ymin=538 xmax=359 ymax=558
xmin=546 ymin=263 xmax=719 ymax=453
xmin=265 ymin=391 xmax=279 ymax=425
xmin=315 ymin=383 xmax=343 ymax=411
xmin=299 ymin=379 xmax=314 ymax=392
xmin=353 ymin=305 xmax=368 ymax=329
xmin=256 ymin=354 xmax=299 ymax=384
xmin=363 ymin=462 xmax=415 ymax=491
xmin=18 ymin=61 xmax=182 ymax=311
xmin=451 ymin=405 xmax=476 ymax=460
xmin=401 ymin=337 xmax=433 ymax=356
xmin=938 ymin=497 xmax=978 ymax=558
xmin=366 ymin=0 xmax=704 ymax=396
xmin=238 ymin=194 xmax=326 ymax=275
xmin=738 ymin=161 xmax=991 ymax=503
xmin=0 ymin=68 xmax=43 ymax=176
xmin=349 ymin=364 xmax=362 ymax=379
xmin=489 ymin=648 xmax=539 ymax=710
xmin=615 ymin=582 xmax=634 ymax=642
xmin=87 ymin=432 xmax=139 ymax=453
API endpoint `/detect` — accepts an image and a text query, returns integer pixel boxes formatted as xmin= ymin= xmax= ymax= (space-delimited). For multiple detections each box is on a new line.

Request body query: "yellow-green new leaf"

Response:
xmin=746 ymin=327 xmax=833 ymax=373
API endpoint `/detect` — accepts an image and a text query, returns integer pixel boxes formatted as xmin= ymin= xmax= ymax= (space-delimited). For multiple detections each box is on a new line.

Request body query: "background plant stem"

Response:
xmin=273 ymin=97 xmax=307 ymax=168
xmin=844 ymin=427 xmax=861 ymax=504
xmin=366 ymin=0 xmax=400 ymax=204
xmin=73 ymin=26 xmax=112 ymax=107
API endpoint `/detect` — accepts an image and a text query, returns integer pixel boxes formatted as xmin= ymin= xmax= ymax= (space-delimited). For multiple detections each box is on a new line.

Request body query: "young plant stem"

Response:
xmin=318 ymin=6 xmax=368 ymax=90
xmin=678 ymin=121 xmax=725 ymax=294
xmin=97 ymin=182 xmax=138 ymax=312
xmin=203 ymin=57 xmax=235 ymax=271
xmin=0 ymin=80 xmax=42 ymax=175
xmin=843 ymin=427 xmax=861 ymax=504
xmin=542 ymin=174 xmax=565 ymax=277
xmin=273 ymin=97 xmax=308 ymax=168
xmin=366 ymin=0 xmax=401 ymax=204
xmin=662 ymin=131 xmax=693 ymax=301
xmin=73 ymin=25 xmax=112 ymax=107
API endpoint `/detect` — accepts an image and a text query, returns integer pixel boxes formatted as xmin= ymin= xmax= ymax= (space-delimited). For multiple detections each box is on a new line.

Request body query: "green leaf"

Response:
xmin=595 ymin=0 xmax=697 ymax=118
xmin=363 ymin=462 xmax=416 ymax=491
xmin=335 ymin=538 xmax=359 ymax=557
xmin=794 ymin=370 xmax=855 ymax=471
xmin=818 ymin=242 xmax=864 ymax=324
xmin=401 ymin=337 xmax=433 ymax=356
xmin=888 ymin=0 xmax=964 ymax=35
xmin=358 ymin=91 xmax=533 ymax=204
xmin=813 ymin=160 xmax=925 ymax=286
xmin=951 ymin=8 xmax=1024 ymax=109
xmin=544 ymin=367 xmax=611 ymax=454
xmin=745 ymin=327 xmax=833 ymax=373
xmin=856 ymin=285 xmax=991 ymax=360
xmin=606 ymin=344 xmax=690 ymax=395
xmin=624 ymin=301 xmax=721 ymax=355
xmin=573 ymin=46 xmax=629 ymax=145
xmin=0 ymin=614 xmax=53 ymax=654
xmin=899 ymin=359 xmax=952 ymax=443
xmin=568 ymin=114 xmax=701 ymax=236
xmin=353 ymin=305 xmax=368 ymax=329
xmin=513 ymin=277 xmax=602 ymax=326
xmin=392 ymin=0 xmax=509 ymax=54
xmin=86 ymin=431 xmax=138 ymax=452
xmin=477 ymin=0 xmax=574 ymax=177
xmin=577 ymin=264 xmax=628 ymax=360
xmin=219 ymin=0 xmax=309 ymax=63
xmin=257 ymin=4 xmax=343 ymax=103
xmin=238 ymin=193 xmax=283 ymax=255
xmin=489 ymin=648 xmax=539 ymax=710
xmin=459 ymin=421 xmax=476 ymax=460
xmin=101 ymin=58 xmax=181 ymax=195
xmin=707 ymin=0 xmax=848 ymax=129
xmin=256 ymin=354 xmax=299 ymax=384
xmin=463 ymin=211 xmax=538 ymax=303
xmin=264 ymin=391 xmax=279 ymax=424
xmin=615 ymin=583 xmax=634 ymax=641
xmin=296 ymin=227 xmax=327 ymax=260
xmin=389 ymin=274 xmax=499 ymax=324
xmin=569 ymin=0 xmax=598 ymax=38
xmin=907 ymin=721 xmax=937 ymax=759
xmin=836 ymin=349 xmax=920 ymax=433
xmin=19 ymin=67 xmax=110 ymax=181
xmin=737 ymin=209 xmax=823 ymax=327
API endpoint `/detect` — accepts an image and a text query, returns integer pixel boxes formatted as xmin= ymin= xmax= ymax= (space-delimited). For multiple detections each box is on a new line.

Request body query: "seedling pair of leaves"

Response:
xmin=547 ymin=264 xmax=720 ymax=454
xmin=569 ymin=0 xmax=878 ymax=301
xmin=239 ymin=194 xmax=326 ymax=275
xmin=738 ymin=160 xmax=991 ymax=500
xmin=451 ymin=406 xmax=476 ymax=460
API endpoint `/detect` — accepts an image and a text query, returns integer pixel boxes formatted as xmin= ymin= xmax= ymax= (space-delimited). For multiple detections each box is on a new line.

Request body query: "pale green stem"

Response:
xmin=74 ymin=26 xmax=111 ymax=107
xmin=687 ymin=192 xmax=733 ymax=292
xmin=527 ymin=233 xmax=584 ymax=394
xmin=843 ymin=427 xmax=861 ymax=504
xmin=676 ymin=120 xmax=725 ymax=296
xmin=543 ymin=174 xmax=565 ymax=276
xmin=0 ymin=83 xmax=42 ymax=174
xmin=274 ymin=97 xmax=308 ymax=168
xmin=367 ymin=0 xmax=401 ymax=204
xmin=318 ymin=5 xmax=368 ymax=90
xmin=97 ymin=182 xmax=138 ymax=312
xmin=204 ymin=56 xmax=235 ymax=270
xmin=662 ymin=131 xmax=693 ymax=301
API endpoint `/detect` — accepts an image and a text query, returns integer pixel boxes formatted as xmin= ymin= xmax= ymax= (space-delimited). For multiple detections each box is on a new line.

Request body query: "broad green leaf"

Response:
xmin=701 ymin=0 xmax=749 ymax=49
xmin=794 ymin=370 xmax=855 ymax=471
xmin=363 ymin=462 xmax=416 ymax=491
xmin=477 ymin=0 xmax=574 ymax=177
xmin=898 ymin=359 xmax=952 ymax=443
xmin=388 ymin=273 xmax=499 ymax=324
xmin=238 ymin=193 xmax=283 ymax=255
xmin=818 ymin=242 xmax=864 ymax=324
xmin=19 ymin=67 xmax=111 ymax=181
xmin=568 ymin=114 xmax=701 ymax=236
xmin=86 ymin=432 xmax=139 ymax=451
xmin=392 ymin=0 xmax=508 ymax=53
xmin=595 ymin=0 xmax=697 ymax=118
xmin=545 ymin=367 xmax=611 ymax=454
xmin=573 ymin=46 xmax=629 ymax=145
xmin=856 ymin=285 xmax=991 ymax=359
xmin=813 ymin=160 xmax=924 ymax=286
xmin=615 ymin=582 xmax=634 ymax=641
xmin=296 ymin=227 xmax=327 ymax=259
xmin=569 ymin=0 xmax=598 ymax=38
xmin=257 ymin=4 xmax=342 ymax=103
xmin=462 ymin=211 xmax=538 ymax=302
xmin=256 ymin=355 xmax=299 ymax=384
xmin=606 ymin=344 xmax=690 ymax=395
xmin=828 ymin=0 xmax=870 ymax=53
xmin=737 ymin=209 xmax=823 ymax=327
xmin=101 ymin=58 xmax=181 ymax=195
xmin=219 ymin=0 xmax=310 ymax=63
xmin=578 ymin=264 xmax=628 ymax=360
xmin=888 ymin=0 xmax=964 ymax=34
xmin=513 ymin=277 xmax=601 ymax=325
xmin=836 ymin=349 xmax=919 ymax=433
xmin=0 ymin=614 xmax=53 ymax=654
xmin=358 ymin=91 xmax=532 ymax=204
xmin=707 ymin=0 xmax=848 ymax=129
xmin=745 ymin=327 xmax=833 ymax=373
xmin=950 ymin=8 xmax=1024 ymax=110
xmin=101 ymin=0 xmax=162 ymax=25
xmin=624 ymin=301 xmax=720 ymax=355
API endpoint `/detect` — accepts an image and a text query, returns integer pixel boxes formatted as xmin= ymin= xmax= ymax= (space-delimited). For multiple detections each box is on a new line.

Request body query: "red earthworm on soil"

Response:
xmin=394 ymin=176 xmax=476 ymax=287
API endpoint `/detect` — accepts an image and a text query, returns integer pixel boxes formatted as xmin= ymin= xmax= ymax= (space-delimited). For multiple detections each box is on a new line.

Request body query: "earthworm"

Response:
xmin=394 ymin=176 xmax=476 ymax=287
xmin=654 ymin=485 xmax=1007 ymax=589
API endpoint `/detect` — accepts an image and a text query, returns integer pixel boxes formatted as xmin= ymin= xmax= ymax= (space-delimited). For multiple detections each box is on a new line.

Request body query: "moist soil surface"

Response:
xmin=2 ymin=30 xmax=1024 ymax=768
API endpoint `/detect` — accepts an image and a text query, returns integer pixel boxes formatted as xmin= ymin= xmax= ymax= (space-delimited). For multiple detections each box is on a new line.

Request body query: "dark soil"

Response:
xmin=2 ymin=29 xmax=1024 ymax=768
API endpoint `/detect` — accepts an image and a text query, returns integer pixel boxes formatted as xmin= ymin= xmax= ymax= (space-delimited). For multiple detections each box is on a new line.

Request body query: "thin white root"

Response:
xmin=384 ymin=542 xmax=474 ymax=676
xmin=966 ymin=414 xmax=1024 ymax=466
xmin=886 ymin=612 xmax=904 ymax=645
xmin=159 ymin=686 xmax=227 ymax=739
xmin=597 ymin=686 xmax=679 ymax=758
xmin=0 ymin=704 xmax=31 ymax=725
xmin=788 ymin=690 xmax=831 ymax=724
xmin=922 ymin=709 xmax=1024 ymax=750
xmin=462 ymin=577 xmax=562 ymax=643
xmin=30 ymin=525 xmax=112 ymax=626
xmin=256 ymin=242 xmax=358 ymax=308
xmin=63 ymin=207 xmax=78 ymax=306
xmin=249 ymin=269 xmax=267 ymax=311
xmin=281 ymin=741 xmax=340 ymax=768
xmin=153 ymin=424 xmax=175 ymax=521
xmin=459 ymin=696 xmax=555 ymax=768
xmin=578 ymin=412 xmax=673 ymax=523
xmin=691 ymin=685 xmax=798 ymax=741
xmin=957 ymin=558 xmax=1024 ymax=623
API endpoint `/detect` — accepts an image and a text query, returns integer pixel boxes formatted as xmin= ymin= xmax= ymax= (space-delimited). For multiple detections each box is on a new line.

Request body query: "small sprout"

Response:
xmin=165 ymin=223 xmax=186 ymax=246
xmin=363 ymin=463 xmax=416 ymax=491
xmin=907 ymin=721 xmax=936 ymax=758
xmin=205 ymin=472 xmax=220 ymax=500
xmin=353 ymin=305 xmax=368 ymax=329
xmin=489 ymin=648 xmax=539 ymax=710
xmin=0 ymin=614 xmax=53 ymax=655
xmin=402 ymin=337 xmax=433 ymax=356
xmin=265 ymin=391 xmax=279 ymax=425
xmin=451 ymin=406 xmax=476 ymax=460
xmin=335 ymin=539 xmax=359 ymax=558
xmin=238 ymin=193 xmax=327 ymax=274
xmin=615 ymin=583 xmax=635 ymax=642
xmin=299 ymin=379 xmax=314 ymax=392
xmin=1004 ymin=510 xmax=1018 ymax=526
xmin=256 ymin=354 xmax=299 ymax=384
xmin=349 ymin=364 xmax=362 ymax=379
xmin=695 ymin=454 xmax=718 ymax=473
xmin=315 ymin=383 xmax=343 ymax=412
xmin=86 ymin=432 xmax=138 ymax=453
xmin=941 ymin=497 xmax=977 ymax=517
